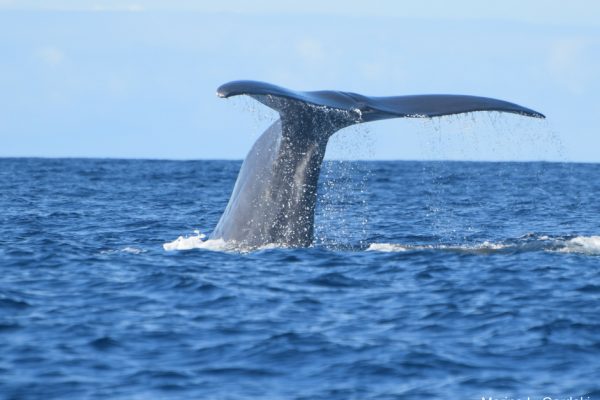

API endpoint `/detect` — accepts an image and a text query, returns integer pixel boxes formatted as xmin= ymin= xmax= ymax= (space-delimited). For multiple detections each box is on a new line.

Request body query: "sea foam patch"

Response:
xmin=366 ymin=243 xmax=409 ymax=252
xmin=163 ymin=231 xmax=228 ymax=251
xmin=367 ymin=241 xmax=508 ymax=253
xmin=559 ymin=236 xmax=600 ymax=255
xmin=163 ymin=230 xmax=282 ymax=252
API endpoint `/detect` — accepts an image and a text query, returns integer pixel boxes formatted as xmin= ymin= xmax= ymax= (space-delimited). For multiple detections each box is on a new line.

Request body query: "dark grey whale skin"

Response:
xmin=210 ymin=80 xmax=545 ymax=248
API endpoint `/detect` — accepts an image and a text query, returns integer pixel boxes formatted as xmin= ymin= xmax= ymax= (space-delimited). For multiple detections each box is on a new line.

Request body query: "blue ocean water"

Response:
xmin=1 ymin=158 xmax=599 ymax=399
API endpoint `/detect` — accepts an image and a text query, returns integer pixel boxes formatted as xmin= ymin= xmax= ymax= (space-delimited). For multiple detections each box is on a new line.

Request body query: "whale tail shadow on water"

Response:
xmin=210 ymin=80 xmax=545 ymax=248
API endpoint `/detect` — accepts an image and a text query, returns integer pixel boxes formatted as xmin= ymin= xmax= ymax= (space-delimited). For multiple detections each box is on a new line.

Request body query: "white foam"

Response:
xmin=559 ymin=236 xmax=600 ymax=255
xmin=367 ymin=241 xmax=509 ymax=253
xmin=162 ymin=230 xmax=283 ymax=253
xmin=100 ymin=247 xmax=145 ymax=255
xmin=478 ymin=241 xmax=509 ymax=250
xmin=368 ymin=236 xmax=600 ymax=256
xmin=121 ymin=247 xmax=144 ymax=254
xmin=163 ymin=231 xmax=229 ymax=252
xmin=366 ymin=243 xmax=409 ymax=252
xmin=163 ymin=232 xmax=600 ymax=255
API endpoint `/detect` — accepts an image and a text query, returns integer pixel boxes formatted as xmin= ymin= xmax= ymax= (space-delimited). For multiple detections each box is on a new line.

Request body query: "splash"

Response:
xmin=163 ymin=231 xmax=226 ymax=251
xmin=316 ymin=123 xmax=373 ymax=247
xmin=417 ymin=112 xmax=561 ymax=162
xmin=163 ymin=230 xmax=283 ymax=253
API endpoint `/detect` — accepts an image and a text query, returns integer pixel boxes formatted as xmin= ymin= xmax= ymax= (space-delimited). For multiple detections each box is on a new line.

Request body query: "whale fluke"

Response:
xmin=211 ymin=80 xmax=545 ymax=248
xmin=217 ymin=80 xmax=545 ymax=121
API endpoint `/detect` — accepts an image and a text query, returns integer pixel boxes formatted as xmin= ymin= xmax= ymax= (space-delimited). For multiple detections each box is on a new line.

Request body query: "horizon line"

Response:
xmin=1 ymin=156 xmax=598 ymax=165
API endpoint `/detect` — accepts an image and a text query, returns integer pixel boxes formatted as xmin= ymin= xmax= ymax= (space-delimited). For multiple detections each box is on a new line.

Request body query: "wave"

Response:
xmin=367 ymin=235 xmax=600 ymax=256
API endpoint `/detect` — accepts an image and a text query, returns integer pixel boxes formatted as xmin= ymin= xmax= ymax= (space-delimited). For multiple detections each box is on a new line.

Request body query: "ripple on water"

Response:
xmin=0 ymin=297 xmax=30 ymax=310
xmin=89 ymin=336 xmax=120 ymax=351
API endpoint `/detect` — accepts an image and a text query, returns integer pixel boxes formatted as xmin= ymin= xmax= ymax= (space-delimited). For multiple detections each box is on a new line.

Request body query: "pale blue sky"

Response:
xmin=1 ymin=0 xmax=599 ymax=161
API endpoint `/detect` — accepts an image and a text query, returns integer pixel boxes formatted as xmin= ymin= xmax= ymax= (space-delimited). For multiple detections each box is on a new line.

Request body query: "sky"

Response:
xmin=0 ymin=0 xmax=599 ymax=161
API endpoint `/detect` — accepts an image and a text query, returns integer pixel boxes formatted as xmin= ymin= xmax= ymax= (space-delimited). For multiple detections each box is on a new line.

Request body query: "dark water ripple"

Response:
xmin=1 ymin=159 xmax=599 ymax=399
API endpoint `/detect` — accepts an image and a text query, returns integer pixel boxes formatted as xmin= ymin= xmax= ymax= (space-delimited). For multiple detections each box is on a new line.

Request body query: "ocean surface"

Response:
xmin=1 ymin=158 xmax=599 ymax=399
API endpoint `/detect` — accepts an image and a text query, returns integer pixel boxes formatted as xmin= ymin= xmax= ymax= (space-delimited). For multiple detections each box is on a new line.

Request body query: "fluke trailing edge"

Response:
xmin=210 ymin=80 xmax=545 ymax=248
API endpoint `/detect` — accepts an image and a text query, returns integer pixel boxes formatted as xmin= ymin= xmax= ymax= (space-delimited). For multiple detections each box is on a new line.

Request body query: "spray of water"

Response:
xmin=415 ymin=113 xmax=567 ymax=243
xmin=315 ymin=123 xmax=374 ymax=248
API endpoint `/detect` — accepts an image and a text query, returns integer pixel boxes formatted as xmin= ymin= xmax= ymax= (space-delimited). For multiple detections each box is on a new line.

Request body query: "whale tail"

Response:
xmin=212 ymin=80 xmax=544 ymax=248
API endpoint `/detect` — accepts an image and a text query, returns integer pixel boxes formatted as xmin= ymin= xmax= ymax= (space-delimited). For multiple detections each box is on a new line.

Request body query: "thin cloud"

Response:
xmin=295 ymin=38 xmax=326 ymax=64
xmin=36 ymin=46 xmax=65 ymax=66
xmin=91 ymin=3 xmax=144 ymax=12
xmin=547 ymin=37 xmax=591 ymax=95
